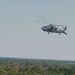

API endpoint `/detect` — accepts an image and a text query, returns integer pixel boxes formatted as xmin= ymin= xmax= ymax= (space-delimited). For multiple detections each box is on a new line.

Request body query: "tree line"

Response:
xmin=0 ymin=57 xmax=75 ymax=75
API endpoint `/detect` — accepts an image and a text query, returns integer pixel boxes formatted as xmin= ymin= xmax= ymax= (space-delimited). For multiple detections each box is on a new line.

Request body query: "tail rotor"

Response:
xmin=63 ymin=25 xmax=68 ymax=31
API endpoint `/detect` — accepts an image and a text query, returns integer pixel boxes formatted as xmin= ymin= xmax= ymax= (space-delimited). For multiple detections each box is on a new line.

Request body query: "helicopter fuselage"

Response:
xmin=41 ymin=25 xmax=67 ymax=35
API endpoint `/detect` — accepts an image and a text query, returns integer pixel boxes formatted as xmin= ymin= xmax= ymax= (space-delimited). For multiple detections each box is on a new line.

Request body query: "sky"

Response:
xmin=0 ymin=0 xmax=75 ymax=61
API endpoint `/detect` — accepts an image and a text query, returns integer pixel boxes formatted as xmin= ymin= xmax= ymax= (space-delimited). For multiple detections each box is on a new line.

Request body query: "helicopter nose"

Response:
xmin=41 ymin=27 xmax=46 ymax=31
xmin=41 ymin=27 xmax=43 ymax=30
xmin=41 ymin=27 xmax=44 ymax=30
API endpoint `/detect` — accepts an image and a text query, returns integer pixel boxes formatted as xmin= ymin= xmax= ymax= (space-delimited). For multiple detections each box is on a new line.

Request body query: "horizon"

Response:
xmin=0 ymin=56 xmax=75 ymax=62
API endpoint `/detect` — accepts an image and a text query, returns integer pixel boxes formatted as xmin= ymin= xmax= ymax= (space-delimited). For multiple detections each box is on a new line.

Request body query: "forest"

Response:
xmin=0 ymin=57 xmax=75 ymax=75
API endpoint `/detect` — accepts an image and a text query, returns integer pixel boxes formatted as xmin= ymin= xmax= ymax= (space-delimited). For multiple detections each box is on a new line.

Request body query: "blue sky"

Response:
xmin=0 ymin=0 xmax=75 ymax=60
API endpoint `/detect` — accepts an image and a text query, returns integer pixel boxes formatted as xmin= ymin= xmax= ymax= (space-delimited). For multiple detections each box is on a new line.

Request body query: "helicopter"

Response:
xmin=37 ymin=18 xmax=68 ymax=35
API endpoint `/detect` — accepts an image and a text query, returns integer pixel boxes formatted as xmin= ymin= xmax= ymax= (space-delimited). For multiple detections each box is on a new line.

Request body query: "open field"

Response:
xmin=0 ymin=57 xmax=75 ymax=75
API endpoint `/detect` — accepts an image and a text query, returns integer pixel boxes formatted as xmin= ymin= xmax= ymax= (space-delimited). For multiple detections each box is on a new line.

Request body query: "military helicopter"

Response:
xmin=37 ymin=18 xmax=68 ymax=35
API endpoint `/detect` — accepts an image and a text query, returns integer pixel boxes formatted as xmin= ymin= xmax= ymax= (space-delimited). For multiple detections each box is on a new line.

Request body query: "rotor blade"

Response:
xmin=41 ymin=18 xmax=50 ymax=24
xmin=54 ymin=25 xmax=65 ymax=27
xmin=36 ymin=21 xmax=47 ymax=24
